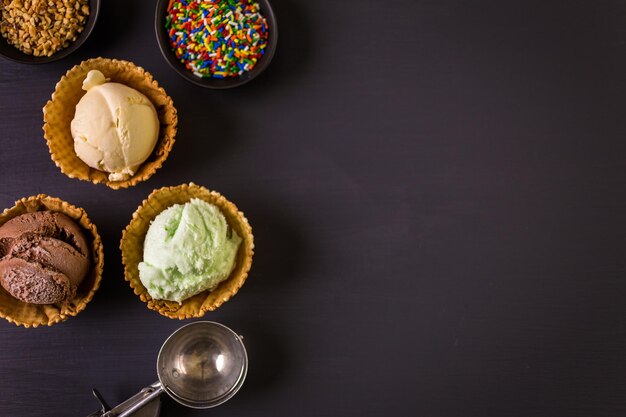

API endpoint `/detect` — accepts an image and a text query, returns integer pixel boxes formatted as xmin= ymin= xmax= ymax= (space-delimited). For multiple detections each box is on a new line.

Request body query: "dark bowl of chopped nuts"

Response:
xmin=0 ymin=0 xmax=99 ymax=64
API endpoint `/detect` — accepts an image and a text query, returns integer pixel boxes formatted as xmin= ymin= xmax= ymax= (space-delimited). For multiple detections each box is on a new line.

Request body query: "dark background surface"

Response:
xmin=1 ymin=0 xmax=626 ymax=416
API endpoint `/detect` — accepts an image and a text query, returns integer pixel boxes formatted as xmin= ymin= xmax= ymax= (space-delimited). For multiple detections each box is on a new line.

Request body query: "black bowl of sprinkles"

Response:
xmin=0 ymin=0 xmax=99 ymax=64
xmin=155 ymin=0 xmax=277 ymax=89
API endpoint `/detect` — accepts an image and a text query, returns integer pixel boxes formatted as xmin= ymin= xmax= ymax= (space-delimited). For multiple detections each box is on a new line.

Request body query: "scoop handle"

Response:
xmin=102 ymin=381 xmax=164 ymax=417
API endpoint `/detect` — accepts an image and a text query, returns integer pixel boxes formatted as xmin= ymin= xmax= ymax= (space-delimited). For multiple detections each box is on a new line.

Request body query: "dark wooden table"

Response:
xmin=2 ymin=1 xmax=626 ymax=416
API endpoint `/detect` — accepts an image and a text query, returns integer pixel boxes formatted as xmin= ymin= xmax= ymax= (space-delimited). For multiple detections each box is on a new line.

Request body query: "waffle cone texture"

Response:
xmin=0 ymin=195 xmax=104 ymax=327
xmin=43 ymin=57 xmax=177 ymax=189
xmin=120 ymin=183 xmax=254 ymax=319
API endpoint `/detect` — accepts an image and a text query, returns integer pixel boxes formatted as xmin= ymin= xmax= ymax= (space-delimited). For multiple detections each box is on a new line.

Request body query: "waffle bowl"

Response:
xmin=43 ymin=57 xmax=177 ymax=189
xmin=0 ymin=195 xmax=104 ymax=327
xmin=120 ymin=183 xmax=254 ymax=319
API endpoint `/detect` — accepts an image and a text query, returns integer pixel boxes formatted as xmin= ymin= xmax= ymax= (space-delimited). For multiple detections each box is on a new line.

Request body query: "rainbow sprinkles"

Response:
xmin=166 ymin=0 xmax=269 ymax=78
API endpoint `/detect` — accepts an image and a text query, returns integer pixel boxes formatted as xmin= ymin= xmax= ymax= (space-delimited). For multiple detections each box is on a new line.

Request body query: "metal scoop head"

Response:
xmin=94 ymin=321 xmax=247 ymax=417
xmin=158 ymin=321 xmax=248 ymax=408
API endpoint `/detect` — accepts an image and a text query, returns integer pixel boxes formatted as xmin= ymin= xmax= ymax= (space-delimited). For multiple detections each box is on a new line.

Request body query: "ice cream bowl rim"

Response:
xmin=0 ymin=194 xmax=104 ymax=328
xmin=42 ymin=57 xmax=178 ymax=190
xmin=120 ymin=183 xmax=254 ymax=319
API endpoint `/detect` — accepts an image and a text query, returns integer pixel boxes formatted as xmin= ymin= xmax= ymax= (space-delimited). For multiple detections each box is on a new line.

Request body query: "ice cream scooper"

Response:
xmin=88 ymin=321 xmax=248 ymax=417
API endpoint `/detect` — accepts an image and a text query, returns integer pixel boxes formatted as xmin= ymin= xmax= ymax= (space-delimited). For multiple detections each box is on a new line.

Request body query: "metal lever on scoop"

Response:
xmin=102 ymin=382 xmax=164 ymax=417
xmin=86 ymin=388 xmax=111 ymax=417
xmin=87 ymin=321 xmax=247 ymax=416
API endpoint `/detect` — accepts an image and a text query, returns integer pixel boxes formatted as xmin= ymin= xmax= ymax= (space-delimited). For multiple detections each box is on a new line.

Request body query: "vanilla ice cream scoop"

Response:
xmin=70 ymin=70 xmax=160 ymax=181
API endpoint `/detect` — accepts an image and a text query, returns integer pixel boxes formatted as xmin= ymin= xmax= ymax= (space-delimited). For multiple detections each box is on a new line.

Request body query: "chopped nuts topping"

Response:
xmin=0 ymin=0 xmax=89 ymax=57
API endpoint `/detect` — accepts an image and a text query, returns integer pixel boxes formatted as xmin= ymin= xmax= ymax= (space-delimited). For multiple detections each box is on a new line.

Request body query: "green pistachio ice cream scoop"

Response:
xmin=138 ymin=198 xmax=241 ymax=303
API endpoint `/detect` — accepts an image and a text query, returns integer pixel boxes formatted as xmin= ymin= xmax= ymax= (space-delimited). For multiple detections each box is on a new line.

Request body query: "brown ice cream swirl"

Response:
xmin=0 ymin=211 xmax=90 ymax=304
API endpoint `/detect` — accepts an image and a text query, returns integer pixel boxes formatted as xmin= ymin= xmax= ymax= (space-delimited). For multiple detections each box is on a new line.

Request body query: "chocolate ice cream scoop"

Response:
xmin=0 ymin=211 xmax=90 ymax=304
xmin=0 ymin=211 xmax=89 ymax=256
xmin=0 ymin=258 xmax=73 ymax=304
